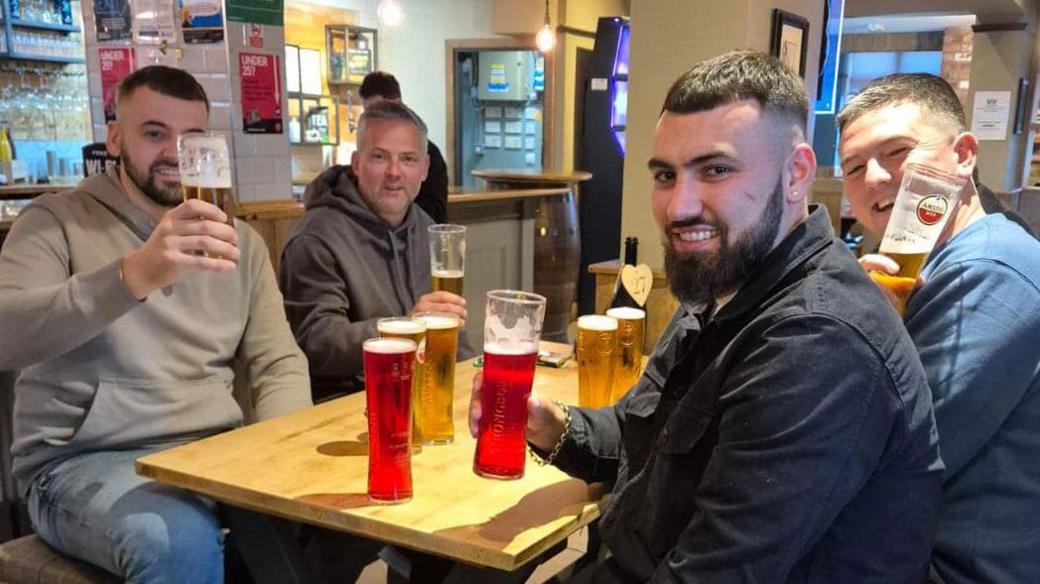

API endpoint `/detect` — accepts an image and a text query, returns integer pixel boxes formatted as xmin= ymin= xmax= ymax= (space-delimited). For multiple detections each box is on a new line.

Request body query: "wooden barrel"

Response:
xmin=472 ymin=170 xmax=591 ymax=343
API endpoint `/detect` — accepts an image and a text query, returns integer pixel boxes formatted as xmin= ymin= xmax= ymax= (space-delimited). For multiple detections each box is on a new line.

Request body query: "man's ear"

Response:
xmin=106 ymin=121 xmax=122 ymax=158
xmin=351 ymin=149 xmax=359 ymax=169
xmin=952 ymin=131 xmax=979 ymax=179
xmin=785 ymin=142 xmax=817 ymax=204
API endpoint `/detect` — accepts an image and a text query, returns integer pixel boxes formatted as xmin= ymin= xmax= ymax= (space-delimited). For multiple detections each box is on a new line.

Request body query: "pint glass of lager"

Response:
xmin=576 ymin=315 xmax=618 ymax=408
xmin=474 ymin=290 xmax=546 ymax=480
xmin=606 ymin=307 xmax=645 ymax=403
xmin=870 ymin=163 xmax=966 ymax=314
xmin=377 ymin=317 xmax=427 ymax=449
xmin=428 ymin=224 xmax=466 ymax=295
xmin=363 ymin=337 xmax=416 ymax=504
xmin=413 ymin=312 xmax=460 ymax=445
xmin=177 ymin=132 xmax=235 ymax=258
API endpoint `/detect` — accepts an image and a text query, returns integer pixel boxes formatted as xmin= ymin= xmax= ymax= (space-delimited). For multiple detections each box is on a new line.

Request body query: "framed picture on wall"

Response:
xmin=771 ymin=9 xmax=810 ymax=78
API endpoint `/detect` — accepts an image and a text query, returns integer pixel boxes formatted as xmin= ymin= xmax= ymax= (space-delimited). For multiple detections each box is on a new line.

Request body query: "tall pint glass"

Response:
xmin=606 ymin=307 xmax=645 ymax=403
xmin=870 ymin=163 xmax=966 ymax=314
xmin=377 ymin=317 xmax=426 ymax=449
xmin=576 ymin=315 xmax=618 ymax=408
xmin=429 ymin=224 xmax=466 ymax=295
xmin=363 ymin=337 xmax=416 ymax=504
xmin=474 ymin=290 xmax=546 ymax=480
xmin=178 ymin=132 xmax=235 ymax=258
xmin=414 ymin=312 xmax=460 ymax=444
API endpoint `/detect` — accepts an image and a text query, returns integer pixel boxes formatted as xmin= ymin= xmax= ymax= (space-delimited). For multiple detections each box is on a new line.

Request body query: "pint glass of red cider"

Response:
xmin=474 ymin=290 xmax=547 ymax=479
xmin=363 ymin=337 xmax=416 ymax=503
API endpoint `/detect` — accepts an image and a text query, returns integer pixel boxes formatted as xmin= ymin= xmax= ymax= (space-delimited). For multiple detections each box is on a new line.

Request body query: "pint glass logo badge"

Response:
xmin=916 ymin=195 xmax=948 ymax=226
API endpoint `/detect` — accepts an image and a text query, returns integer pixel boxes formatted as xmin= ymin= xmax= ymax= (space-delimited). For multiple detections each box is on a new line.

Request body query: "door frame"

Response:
xmin=444 ymin=37 xmax=557 ymax=186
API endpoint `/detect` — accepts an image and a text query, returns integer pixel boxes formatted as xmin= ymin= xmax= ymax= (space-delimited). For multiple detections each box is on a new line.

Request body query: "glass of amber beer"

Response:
xmin=377 ymin=317 xmax=427 ymax=449
xmin=428 ymin=224 xmax=466 ymax=295
xmin=474 ymin=290 xmax=546 ymax=480
xmin=606 ymin=307 xmax=645 ymax=403
xmin=363 ymin=337 xmax=416 ymax=504
xmin=413 ymin=312 xmax=460 ymax=444
xmin=576 ymin=315 xmax=618 ymax=408
xmin=177 ymin=132 xmax=235 ymax=258
xmin=870 ymin=163 xmax=966 ymax=314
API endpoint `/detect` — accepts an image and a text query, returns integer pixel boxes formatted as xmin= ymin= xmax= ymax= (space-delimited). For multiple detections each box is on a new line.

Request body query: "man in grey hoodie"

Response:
xmin=0 ymin=66 xmax=312 ymax=582
xmin=280 ymin=100 xmax=473 ymax=400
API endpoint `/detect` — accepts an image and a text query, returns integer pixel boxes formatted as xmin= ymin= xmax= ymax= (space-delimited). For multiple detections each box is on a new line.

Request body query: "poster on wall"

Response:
xmin=99 ymin=47 xmax=135 ymax=122
xmin=226 ymin=0 xmax=283 ymax=26
xmin=133 ymin=0 xmax=177 ymax=44
xmin=180 ymin=0 xmax=224 ymax=44
xmin=239 ymin=52 xmax=283 ymax=134
xmin=94 ymin=0 xmax=132 ymax=42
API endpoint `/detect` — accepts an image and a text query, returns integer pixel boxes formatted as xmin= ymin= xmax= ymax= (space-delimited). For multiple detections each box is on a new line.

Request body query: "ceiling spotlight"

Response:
xmin=378 ymin=0 xmax=404 ymax=28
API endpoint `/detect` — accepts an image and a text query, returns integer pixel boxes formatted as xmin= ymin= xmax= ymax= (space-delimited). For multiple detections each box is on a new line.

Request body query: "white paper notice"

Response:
xmin=971 ymin=91 xmax=1012 ymax=140
xmin=484 ymin=120 xmax=502 ymax=133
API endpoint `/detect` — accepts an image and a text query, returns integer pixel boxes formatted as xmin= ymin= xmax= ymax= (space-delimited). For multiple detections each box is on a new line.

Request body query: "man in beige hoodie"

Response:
xmin=0 ymin=66 xmax=311 ymax=583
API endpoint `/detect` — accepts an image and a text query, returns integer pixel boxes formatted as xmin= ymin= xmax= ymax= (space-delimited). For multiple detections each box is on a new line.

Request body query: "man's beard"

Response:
xmin=121 ymin=148 xmax=181 ymax=207
xmin=664 ymin=177 xmax=785 ymax=307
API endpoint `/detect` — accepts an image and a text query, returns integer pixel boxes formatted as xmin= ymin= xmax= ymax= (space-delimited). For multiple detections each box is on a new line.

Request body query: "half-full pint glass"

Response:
xmin=429 ymin=224 xmax=466 ymax=295
xmin=414 ymin=312 xmax=460 ymax=444
xmin=576 ymin=315 xmax=618 ymax=408
xmin=363 ymin=337 xmax=416 ymax=504
xmin=474 ymin=290 xmax=546 ymax=480
xmin=871 ymin=163 xmax=966 ymax=313
xmin=377 ymin=317 xmax=426 ymax=449
xmin=606 ymin=307 xmax=645 ymax=403
xmin=178 ymin=132 xmax=235 ymax=258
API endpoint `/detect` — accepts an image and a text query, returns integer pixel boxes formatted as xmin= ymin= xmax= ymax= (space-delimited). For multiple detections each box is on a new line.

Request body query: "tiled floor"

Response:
xmin=354 ymin=527 xmax=589 ymax=583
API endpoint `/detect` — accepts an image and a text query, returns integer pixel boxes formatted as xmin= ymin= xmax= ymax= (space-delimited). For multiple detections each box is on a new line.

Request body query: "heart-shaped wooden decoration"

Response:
xmin=620 ymin=264 xmax=653 ymax=307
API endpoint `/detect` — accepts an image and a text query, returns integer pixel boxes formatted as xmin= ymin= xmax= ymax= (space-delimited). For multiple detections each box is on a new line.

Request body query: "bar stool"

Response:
xmin=0 ymin=535 xmax=119 ymax=584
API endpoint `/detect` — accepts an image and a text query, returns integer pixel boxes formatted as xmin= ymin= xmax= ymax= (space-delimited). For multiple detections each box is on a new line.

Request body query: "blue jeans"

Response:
xmin=27 ymin=447 xmax=224 ymax=584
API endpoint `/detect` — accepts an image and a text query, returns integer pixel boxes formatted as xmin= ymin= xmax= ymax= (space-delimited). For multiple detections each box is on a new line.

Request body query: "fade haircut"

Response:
xmin=662 ymin=50 xmax=809 ymax=142
xmin=359 ymin=71 xmax=402 ymax=101
xmin=357 ymin=100 xmax=428 ymax=153
xmin=116 ymin=65 xmax=210 ymax=113
xmin=836 ymin=73 xmax=966 ymax=134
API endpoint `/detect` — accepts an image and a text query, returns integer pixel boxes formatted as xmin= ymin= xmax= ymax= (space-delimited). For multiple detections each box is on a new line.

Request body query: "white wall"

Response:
xmin=378 ymin=0 xmax=502 ymax=149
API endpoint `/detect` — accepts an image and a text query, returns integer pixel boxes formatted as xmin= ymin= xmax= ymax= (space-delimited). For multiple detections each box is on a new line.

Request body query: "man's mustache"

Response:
xmin=668 ymin=216 xmax=718 ymax=230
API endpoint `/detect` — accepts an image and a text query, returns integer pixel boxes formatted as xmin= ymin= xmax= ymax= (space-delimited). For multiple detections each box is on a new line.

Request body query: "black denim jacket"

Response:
xmin=554 ymin=208 xmax=943 ymax=583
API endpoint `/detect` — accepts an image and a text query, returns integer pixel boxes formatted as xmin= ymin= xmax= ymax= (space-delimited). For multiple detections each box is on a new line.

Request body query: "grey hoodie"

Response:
xmin=0 ymin=168 xmax=311 ymax=494
xmin=279 ymin=165 xmax=474 ymax=391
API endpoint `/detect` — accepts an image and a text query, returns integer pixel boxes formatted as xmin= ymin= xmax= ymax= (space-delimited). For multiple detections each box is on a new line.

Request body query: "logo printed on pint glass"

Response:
xmin=916 ymin=195 xmax=948 ymax=226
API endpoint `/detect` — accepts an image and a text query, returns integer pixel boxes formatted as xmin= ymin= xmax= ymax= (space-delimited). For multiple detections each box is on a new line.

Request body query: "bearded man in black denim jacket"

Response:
xmin=469 ymin=51 xmax=943 ymax=583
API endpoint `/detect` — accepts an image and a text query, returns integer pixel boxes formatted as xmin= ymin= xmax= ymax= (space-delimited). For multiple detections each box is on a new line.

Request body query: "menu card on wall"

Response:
xmin=99 ymin=47 xmax=135 ymax=122
xmin=180 ymin=0 xmax=225 ymax=44
xmin=133 ymin=0 xmax=176 ymax=44
xmin=94 ymin=0 xmax=132 ymax=41
xmin=239 ymin=52 xmax=283 ymax=134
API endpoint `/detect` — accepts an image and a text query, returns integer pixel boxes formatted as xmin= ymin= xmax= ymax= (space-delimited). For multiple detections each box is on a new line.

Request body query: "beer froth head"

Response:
xmin=649 ymin=50 xmax=816 ymax=307
xmin=837 ymin=73 xmax=978 ymax=238
xmin=107 ymin=66 xmax=210 ymax=208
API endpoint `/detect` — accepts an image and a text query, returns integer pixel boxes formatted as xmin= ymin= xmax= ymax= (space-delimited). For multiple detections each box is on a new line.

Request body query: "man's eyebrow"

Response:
xmin=648 ymin=150 xmax=733 ymax=170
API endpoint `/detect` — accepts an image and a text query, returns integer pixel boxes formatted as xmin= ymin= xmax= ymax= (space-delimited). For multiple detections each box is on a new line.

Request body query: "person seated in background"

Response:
xmin=279 ymin=100 xmax=473 ymax=401
xmin=0 ymin=66 xmax=312 ymax=583
xmin=837 ymin=73 xmax=1040 ymax=584
xmin=360 ymin=70 xmax=450 ymax=224
xmin=471 ymin=50 xmax=943 ymax=583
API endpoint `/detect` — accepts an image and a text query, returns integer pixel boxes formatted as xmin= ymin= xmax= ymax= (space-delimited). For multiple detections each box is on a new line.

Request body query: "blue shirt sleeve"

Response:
xmin=906 ymin=256 xmax=1040 ymax=478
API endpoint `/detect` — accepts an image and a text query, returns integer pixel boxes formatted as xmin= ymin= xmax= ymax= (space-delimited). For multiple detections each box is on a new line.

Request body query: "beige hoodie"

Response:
xmin=0 ymin=168 xmax=311 ymax=494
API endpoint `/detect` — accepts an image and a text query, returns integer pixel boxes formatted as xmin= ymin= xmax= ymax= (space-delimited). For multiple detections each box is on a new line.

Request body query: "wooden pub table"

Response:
xmin=136 ymin=342 xmax=604 ymax=580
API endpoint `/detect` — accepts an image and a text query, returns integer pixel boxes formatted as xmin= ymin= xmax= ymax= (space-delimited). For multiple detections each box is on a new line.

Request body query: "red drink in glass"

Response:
xmin=364 ymin=337 xmax=416 ymax=504
xmin=474 ymin=347 xmax=538 ymax=479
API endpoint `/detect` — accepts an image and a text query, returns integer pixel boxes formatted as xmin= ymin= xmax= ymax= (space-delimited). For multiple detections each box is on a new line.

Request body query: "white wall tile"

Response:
xmin=179 ymin=46 xmax=206 ymax=72
xmin=196 ymin=75 xmax=230 ymax=103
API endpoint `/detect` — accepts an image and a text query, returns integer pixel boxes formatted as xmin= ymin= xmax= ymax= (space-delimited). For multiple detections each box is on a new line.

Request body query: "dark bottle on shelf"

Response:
xmin=58 ymin=0 xmax=73 ymax=25
xmin=10 ymin=0 xmax=20 ymax=20
xmin=609 ymin=237 xmax=644 ymax=310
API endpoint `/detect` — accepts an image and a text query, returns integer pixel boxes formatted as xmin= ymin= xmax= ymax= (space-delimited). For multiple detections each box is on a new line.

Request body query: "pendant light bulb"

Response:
xmin=536 ymin=23 xmax=555 ymax=52
xmin=378 ymin=0 xmax=405 ymax=28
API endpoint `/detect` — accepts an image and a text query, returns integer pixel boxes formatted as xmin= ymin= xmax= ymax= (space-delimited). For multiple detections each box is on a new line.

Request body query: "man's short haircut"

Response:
xmin=359 ymin=71 xmax=402 ymax=101
xmin=116 ymin=65 xmax=210 ymax=113
xmin=662 ymin=50 xmax=809 ymax=141
xmin=836 ymin=73 xmax=966 ymax=134
xmin=357 ymin=100 xmax=428 ymax=153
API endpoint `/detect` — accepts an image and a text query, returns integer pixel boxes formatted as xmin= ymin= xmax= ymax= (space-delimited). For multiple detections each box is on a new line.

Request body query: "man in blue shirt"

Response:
xmin=838 ymin=73 xmax=1040 ymax=583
